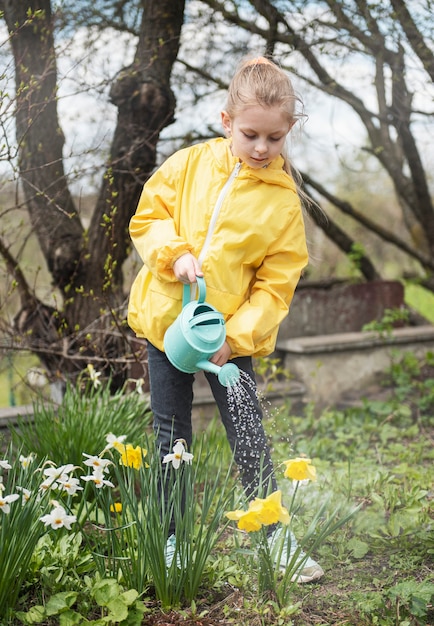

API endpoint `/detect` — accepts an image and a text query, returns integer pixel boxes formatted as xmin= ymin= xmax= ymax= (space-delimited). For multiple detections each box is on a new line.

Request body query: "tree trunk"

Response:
xmin=2 ymin=0 xmax=186 ymax=383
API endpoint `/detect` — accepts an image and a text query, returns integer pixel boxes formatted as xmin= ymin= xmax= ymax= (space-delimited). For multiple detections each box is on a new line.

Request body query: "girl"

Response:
xmin=128 ymin=56 xmax=323 ymax=583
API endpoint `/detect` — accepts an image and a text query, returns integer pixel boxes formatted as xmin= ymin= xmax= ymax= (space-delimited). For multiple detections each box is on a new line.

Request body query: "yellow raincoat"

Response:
xmin=128 ymin=137 xmax=308 ymax=358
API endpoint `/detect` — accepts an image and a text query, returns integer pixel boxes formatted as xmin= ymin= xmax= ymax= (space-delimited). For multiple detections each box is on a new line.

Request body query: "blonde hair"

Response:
xmin=225 ymin=56 xmax=305 ymax=175
xmin=225 ymin=56 xmax=319 ymax=221
xmin=225 ymin=56 xmax=303 ymax=129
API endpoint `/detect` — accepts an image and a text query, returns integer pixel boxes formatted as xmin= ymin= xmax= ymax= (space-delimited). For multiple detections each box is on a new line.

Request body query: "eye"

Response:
xmin=270 ymin=136 xmax=283 ymax=142
xmin=242 ymin=132 xmax=256 ymax=139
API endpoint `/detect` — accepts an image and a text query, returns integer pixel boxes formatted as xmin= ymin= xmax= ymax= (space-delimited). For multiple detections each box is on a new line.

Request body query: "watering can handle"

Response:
xmin=182 ymin=276 xmax=206 ymax=307
xmin=188 ymin=310 xmax=224 ymax=329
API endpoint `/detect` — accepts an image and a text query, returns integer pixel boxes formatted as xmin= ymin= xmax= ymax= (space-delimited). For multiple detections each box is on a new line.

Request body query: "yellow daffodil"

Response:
xmin=225 ymin=490 xmax=290 ymax=531
xmin=116 ymin=443 xmax=148 ymax=470
xmin=110 ymin=502 xmax=122 ymax=513
xmin=249 ymin=490 xmax=290 ymax=526
xmin=283 ymin=457 xmax=317 ymax=482
xmin=225 ymin=507 xmax=263 ymax=532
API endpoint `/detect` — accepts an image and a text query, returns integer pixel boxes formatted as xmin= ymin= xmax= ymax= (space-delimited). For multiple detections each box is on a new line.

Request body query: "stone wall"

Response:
xmin=278 ymin=280 xmax=405 ymax=338
xmin=277 ymin=325 xmax=434 ymax=409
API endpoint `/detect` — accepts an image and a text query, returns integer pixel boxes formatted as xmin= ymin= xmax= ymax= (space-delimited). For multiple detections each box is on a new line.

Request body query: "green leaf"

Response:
xmin=93 ymin=579 xmax=121 ymax=607
xmin=120 ymin=589 xmax=139 ymax=606
xmin=46 ymin=591 xmax=78 ymax=616
xmin=106 ymin=598 xmax=129 ymax=622
xmin=59 ymin=609 xmax=88 ymax=625
xmin=15 ymin=605 xmax=46 ymax=624
xmin=347 ymin=537 xmax=370 ymax=558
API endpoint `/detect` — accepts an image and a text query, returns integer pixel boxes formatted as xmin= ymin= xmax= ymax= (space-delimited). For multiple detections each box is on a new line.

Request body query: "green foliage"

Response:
xmin=387 ymin=580 xmax=434 ymax=622
xmin=253 ymin=356 xmax=292 ymax=393
xmin=229 ymin=497 xmax=357 ymax=609
xmin=0 ymin=453 xmax=52 ymax=623
xmin=350 ymin=580 xmax=434 ymax=626
xmin=276 ymin=351 xmax=434 ymax=625
xmin=28 ymin=532 xmax=94 ymax=597
xmin=10 ymin=377 xmax=152 ymax=467
xmin=107 ymin=434 xmax=240 ymax=607
xmin=362 ymin=307 xmax=410 ymax=338
xmin=0 ymin=353 xmax=41 ymax=408
xmin=347 ymin=242 xmax=366 ymax=277
xmin=404 ymin=281 xmax=434 ymax=324
xmin=1 ymin=351 xmax=434 ymax=625
xmin=16 ymin=576 xmax=147 ymax=625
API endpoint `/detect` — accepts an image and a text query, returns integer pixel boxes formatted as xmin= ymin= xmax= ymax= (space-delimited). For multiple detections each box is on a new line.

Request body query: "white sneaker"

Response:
xmin=164 ymin=534 xmax=179 ymax=569
xmin=267 ymin=527 xmax=324 ymax=583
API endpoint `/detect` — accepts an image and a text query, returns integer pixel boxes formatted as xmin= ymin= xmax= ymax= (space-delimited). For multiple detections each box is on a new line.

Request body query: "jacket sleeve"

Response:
xmin=224 ymin=205 xmax=308 ymax=356
xmin=129 ymin=154 xmax=193 ymax=282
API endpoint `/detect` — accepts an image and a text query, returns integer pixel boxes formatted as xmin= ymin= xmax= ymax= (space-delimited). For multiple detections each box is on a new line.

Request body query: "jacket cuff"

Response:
xmin=156 ymin=243 xmax=193 ymax=281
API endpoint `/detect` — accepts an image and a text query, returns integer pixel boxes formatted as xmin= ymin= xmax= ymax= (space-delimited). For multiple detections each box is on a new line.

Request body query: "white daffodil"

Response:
xmin=81 ymin=471 xmax=115 ymax=489
xmin=104 ymin=433 xmax=127 ymax=450
xmin=0 ymin=493 xmax=20 ymax=514
xmin=163 ymin=439 xmax=193 ymax=469
xmin=57 ymin=475 xmax=83 ymax=496
xmin=40 ymin=505 xmax=76 ymax=530
xmin=43 ymin=463 xmax=75 ymax=481
xmin=135 ymin=378 xmax=145 ymax=395
xmin=39 ymin=478 xmax=57 ymax=493
xmin=26 ymin=367 xmax=48 ymax=388
xmin=0 ymin=460 xmax=12 ymax=470
xmin=82 ymin=453 xmax=112 ymax=473
xmin=19 ymin=454 xmax=35 ymax=469
xmin=87 ymin=363 xmax=102 ymax=388
xmin=16 ymin=486 xmax=31 ymax=503
xmin=40 ymin=464 xmax=74 ymax=491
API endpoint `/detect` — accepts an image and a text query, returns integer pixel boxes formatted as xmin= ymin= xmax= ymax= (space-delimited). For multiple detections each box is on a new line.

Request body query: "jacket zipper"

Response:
xmin=197 ymin=161 xmax=242 ymax=269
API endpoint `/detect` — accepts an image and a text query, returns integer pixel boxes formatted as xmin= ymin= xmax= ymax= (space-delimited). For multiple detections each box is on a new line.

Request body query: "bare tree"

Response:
xmin=0 ymin=0 xmax=185 ymax=386
xmin=1 ymin=0 xmax=433 ymax=393
xmin=184 ymin=0 xmax=434 ymax=286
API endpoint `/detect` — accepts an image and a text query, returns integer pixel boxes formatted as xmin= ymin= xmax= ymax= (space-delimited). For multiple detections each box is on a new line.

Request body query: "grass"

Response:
xmin=0 ymin=353 xmax=42 ymax=408
xmin=404 ymin=281 xmax=434 ymax=324
xmin=1 ymin=350 xmax=434 ymax=625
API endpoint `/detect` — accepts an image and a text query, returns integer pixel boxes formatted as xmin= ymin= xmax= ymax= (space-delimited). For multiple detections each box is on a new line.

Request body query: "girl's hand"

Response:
xmin=210 ymin=341 xmax=232 ymax=367
xmin=173 ymin=253 xmax=203 ymax=284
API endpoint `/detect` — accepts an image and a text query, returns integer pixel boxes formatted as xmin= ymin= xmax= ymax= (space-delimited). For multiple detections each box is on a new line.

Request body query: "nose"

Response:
xmin=254 ymin=139 xmax=268 ymax=154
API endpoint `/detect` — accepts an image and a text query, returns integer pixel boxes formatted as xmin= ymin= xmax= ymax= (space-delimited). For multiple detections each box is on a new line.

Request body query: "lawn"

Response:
xmin=0 ymin=351 xmax=433 ymax=625
xmin=0 ymin=353 xmax=41 ymax=408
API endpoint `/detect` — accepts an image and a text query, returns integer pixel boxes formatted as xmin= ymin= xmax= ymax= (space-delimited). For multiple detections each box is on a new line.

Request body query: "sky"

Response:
xmin=51 ymin=29 xmax=366 ymax=195
xmin=0 ymin=2 xmax=433 ymax=198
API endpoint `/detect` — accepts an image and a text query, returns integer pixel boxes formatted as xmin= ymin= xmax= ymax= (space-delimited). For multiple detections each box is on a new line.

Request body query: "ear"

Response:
xmin=221 ymin=110 xmax=232 ymax=136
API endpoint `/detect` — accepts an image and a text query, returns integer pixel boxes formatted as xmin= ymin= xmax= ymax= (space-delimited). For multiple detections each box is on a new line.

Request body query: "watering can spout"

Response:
xmin=196 ymin=360 xmax=240 ymax=388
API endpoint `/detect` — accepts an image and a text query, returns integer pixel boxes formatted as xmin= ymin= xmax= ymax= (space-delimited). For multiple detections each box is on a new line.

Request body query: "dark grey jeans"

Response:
xmin=146 ymin=342 xmax=277 ymax=533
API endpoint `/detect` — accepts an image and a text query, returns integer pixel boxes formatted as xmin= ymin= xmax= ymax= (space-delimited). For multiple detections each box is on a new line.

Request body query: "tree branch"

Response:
xmin=301 ymin=172 xmax=434 ymax=273
xmin=390 ymin=0 xmax=434 ymax=82
xmin=0 ymin=235 xmax=36 ymax=307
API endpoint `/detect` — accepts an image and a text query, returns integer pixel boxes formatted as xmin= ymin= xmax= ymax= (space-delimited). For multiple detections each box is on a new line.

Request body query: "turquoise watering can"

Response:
xmin=163 ymin=277 xmax=240 ymax=387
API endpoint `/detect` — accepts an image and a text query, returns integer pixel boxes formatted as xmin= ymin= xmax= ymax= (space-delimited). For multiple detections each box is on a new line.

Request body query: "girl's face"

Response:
xmin=221 ymin=104 xmax=293 ymax=169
